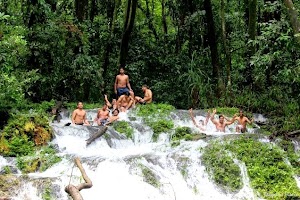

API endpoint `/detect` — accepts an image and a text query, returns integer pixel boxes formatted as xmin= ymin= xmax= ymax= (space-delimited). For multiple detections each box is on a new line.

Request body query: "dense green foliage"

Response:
xmin=0 ymin=111 xmax=53 ymax=156
xmin=0 ymin=0 xmax=300 ymax=135
xmin=203 ymin=136 xmax=300 ymax=199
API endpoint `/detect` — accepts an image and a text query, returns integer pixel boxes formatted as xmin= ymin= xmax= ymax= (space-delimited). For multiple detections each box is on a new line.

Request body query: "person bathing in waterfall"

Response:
xmin=189 ymin=108 xmax=210 ymax=131
xmin=104 ymin=94 xmax=117 ymax=111
xmin=210 ymin=108 xmax=233 ymax=132
xmin=117 ymin=94 xmax=134 ymax=112
xmin=230 ymin=109 xmax=253 ymax=133
xmin=135 ymin=85 xmax=153 ymax=105
xmin=71 ymin=102 xmax=90 ymax=125
xmin=104 ymin=109 xmax=120 ymax=126
xmin=94 ymin=104 xmax=110 ymax=126
xmin=114 ymin=67 xmax=134 ymax=99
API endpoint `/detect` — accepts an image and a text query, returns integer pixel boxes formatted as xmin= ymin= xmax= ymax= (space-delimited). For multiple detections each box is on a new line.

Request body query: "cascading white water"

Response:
xmin=9 ymin=109 xmax=259 ymax=200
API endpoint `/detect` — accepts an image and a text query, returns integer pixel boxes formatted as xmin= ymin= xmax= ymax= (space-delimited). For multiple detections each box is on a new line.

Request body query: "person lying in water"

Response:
xmin=104 ymin=109 xmax=120 ymax=126
xmin=210 ymin=108 xmax=233 ymax=132
xmin=189 ymin=108 xmax=210 ymax=131
xmin=72 ymin=102 xmax=90 ymax=125
xmin=230 ymin=109 xmax=253 ymax=133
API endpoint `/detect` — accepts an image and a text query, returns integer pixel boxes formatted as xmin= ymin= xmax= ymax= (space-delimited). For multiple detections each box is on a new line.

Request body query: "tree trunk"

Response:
xmin=245 ymin=0 xmax=257 ymax=86
xmin=102 ymin=0 xmax=120 ymax=93
xmin=45 ymin=0 xmax=57 ymax=12
xmin=284 ymin=0 xmax=300 ymax=43
xmin=75 ymin=0 xmax=88 ymax=22
xmin=65 ymin=158 xmax=93 ymax=200
xmin=119 ymin=0 xmax=138 ymax=67
xmin=162 ymin=0 xmax=168 ymax=35
xmin=86 ymin=126 xmax=108 ymax=146
xmin=221 ymin=0 xmax=232 ymax=88
xmin=204 ymin=0 xmax=221 ymax=98
xmin=145 ymin=0 xmax=158 ymax=40
xmin=90 ymin=0 xmax=97 ymax=22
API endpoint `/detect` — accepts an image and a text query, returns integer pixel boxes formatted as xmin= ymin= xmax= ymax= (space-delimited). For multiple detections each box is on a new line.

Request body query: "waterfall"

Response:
xmin=5 ymin=109 xmax=261 ymax=200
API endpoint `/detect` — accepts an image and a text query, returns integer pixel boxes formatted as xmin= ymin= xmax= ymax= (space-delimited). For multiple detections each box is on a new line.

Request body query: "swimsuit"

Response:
xmin=117 ymin=87 xmax=130 ymax=97
xmin=75 ymin=122 xmax=84 ymax=125
xmin=97 ymin=118 xmax=108 ymax=126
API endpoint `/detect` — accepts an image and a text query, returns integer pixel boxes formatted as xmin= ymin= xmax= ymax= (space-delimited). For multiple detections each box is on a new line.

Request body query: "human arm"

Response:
xmin=116 ymin=95 xmax=125 ymax=109
xmin=189 ymin=108 xmax=202 ymax=129
xmin=126 ymin=75 xmax=132 ymax=91
xmin=104 ymin=94 xmax=112 ymax=108
xmin=204 ymin=110 xmax=210 ymax=125
xmin=105 ymin=116 xmax=119 ymax=126
xmin=125 ymin=97 xmax=134 ymax=110
xmin=83 ymin=112 xmax=90 ymax=125
xmin=71 ymin=110 xmax=77 ymax=124
xmin=210 ymin=109 xmax=218 ymax=124
xmin=114 ymin=76 xmax=118 ymax=94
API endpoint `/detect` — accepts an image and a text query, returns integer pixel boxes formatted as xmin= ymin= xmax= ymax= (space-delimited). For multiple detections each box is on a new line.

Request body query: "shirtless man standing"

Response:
xmin=230 ymin=109 xmax=253 ymax=133
xmin=72 ymin=102 xmax=90 ymax=125
xmin=135 ymin=85 xmax=153 ymax=104
xmin=95 ymin=105 xmax=110 ymax=126
xmin=210 ymin=108 xmax=232 ymax=132
xmin=114 ymin=67 xmax=134 ymax=98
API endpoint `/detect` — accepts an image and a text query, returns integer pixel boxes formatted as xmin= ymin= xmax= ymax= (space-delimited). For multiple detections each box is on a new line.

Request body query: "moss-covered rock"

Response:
xmin=202 ymin=141 xmax=242 ymax=193
xmin=113 ymin=121 xmax=134 ymax=139
xmin=16 ymin=145 xmax=62 ymax=173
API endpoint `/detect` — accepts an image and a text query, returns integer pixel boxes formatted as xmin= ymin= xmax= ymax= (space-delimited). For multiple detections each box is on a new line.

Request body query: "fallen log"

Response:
xmin=65 ymin=158 xmax=93 ymax=200
xmin=287 ymin=130 xmax=300 ymax=137
xmin=86 ymin=126 xmax=108 ymax=146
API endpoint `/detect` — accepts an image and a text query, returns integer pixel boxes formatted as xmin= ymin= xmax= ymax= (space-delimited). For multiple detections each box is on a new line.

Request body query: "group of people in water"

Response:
xmin=71 ymin=67 xmax=153 ymax=126
xmin=189 ymin=108 xmax=253 ymax=133
xmin=71 ymin=67 xmax=253 ymax=133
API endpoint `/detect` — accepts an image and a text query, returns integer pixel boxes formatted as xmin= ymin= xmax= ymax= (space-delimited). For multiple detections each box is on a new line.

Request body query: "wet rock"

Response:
xmin=0 ymin=166 xmax=18 ymax=175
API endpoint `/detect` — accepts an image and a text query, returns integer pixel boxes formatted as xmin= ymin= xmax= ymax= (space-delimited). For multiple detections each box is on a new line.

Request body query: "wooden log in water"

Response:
xmin=287 ymin=130 xmax=300 ymax=137
xmin=86 ymin=126 xmax=108 ymax=146
xmin=65 ymin=158 xmax=93 ymax=200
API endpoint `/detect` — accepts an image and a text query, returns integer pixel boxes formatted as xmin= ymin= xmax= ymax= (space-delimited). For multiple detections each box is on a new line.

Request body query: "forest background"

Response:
xmin=1 ymin=0 xmax=300 ymax=133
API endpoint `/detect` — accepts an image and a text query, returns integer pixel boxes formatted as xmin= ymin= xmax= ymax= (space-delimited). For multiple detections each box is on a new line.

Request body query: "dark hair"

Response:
xmin=113 ymin=109 xmax=119 ymax=113
xmin=142 ymin=84 xmax=149 ymax=89
xmin=219 ymin=114 xmax=224 ymax=118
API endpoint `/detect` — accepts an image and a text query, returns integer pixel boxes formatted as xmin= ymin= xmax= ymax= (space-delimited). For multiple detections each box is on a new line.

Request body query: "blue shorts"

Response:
xmin=117 ymin=87 xmax=130 ymax=97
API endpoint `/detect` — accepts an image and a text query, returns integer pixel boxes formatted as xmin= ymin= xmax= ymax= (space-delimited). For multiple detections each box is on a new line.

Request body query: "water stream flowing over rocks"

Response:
xmin=1 ymin=109 xmax=295 ymax=200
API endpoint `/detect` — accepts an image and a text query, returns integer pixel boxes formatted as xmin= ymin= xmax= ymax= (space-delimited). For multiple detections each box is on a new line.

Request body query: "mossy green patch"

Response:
xmin=224 ymin=136 xmax=300 ymax=199
xmin=17 ymin=145 xmax=62 ymax=173
xmin=133 ymin=103 xmax=175 ymax=142
xmin=202 ymin=141 xmax=242 ymax=193
xmin=149 ymin=119 xmax=174 ymax=141
xmin=139 ymin=164 xmax=160 ymax=188
xmin=136 ymin=103 xmax=175 ymax=118
xmin=113 ymin=121 xmax=134 ymax=139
